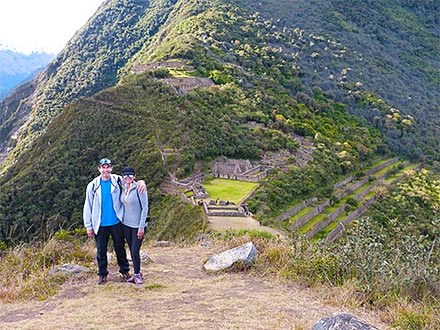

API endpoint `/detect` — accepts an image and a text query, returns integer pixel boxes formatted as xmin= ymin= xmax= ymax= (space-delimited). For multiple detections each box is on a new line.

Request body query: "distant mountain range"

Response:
xmin=0 ymin=49 xmax=54 ymax=99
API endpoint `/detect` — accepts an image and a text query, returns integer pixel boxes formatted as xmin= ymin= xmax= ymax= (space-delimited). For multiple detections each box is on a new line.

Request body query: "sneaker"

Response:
xmin=126 ymin=275 xmax=135 ymax=283
xmin=98 ymin=275 xmax=107 ymax=285
xmin=134 ymin=273 xmax=143 ymax=285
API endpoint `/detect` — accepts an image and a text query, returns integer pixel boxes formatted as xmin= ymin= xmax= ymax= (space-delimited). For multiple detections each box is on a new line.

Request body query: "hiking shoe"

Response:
xmin=134 ymin=273 xmax=143 ymax=285
xmin=121 ymin=272 xmax=131 ymax=281
xmin=98 ymin=275 xmax=107 ymax=285
xmin=126 ymin=275 xmax=135 ymax=283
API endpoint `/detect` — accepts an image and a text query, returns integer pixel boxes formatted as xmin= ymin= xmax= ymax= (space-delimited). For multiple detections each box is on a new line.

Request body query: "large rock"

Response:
xmin=154 ymin=241 xmax=177 ymax=247
xmin=127 ymin=250 xmax=154 ymax=263
xmin=204 ymin=242 xmax=257 ymax=271
xmin=312 ymin=313 xmax=379 ymax=330
xmin=49 ymin=264 xmax=89 ymax=275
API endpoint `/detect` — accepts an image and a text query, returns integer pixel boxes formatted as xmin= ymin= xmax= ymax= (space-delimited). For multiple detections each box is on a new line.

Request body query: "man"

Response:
xmin=83 ymin=158 xmax=146 ymax=284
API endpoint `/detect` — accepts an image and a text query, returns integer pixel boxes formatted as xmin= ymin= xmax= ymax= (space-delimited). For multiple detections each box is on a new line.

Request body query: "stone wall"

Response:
xmin=289 ymin=200 xmax=330 ymax=231
xmin=305 ymin=203 xmax=346 ymax=239
xmin=324 ymin=196 xmax=378 ymax=244
xmin=333 ymin=176 xmax=353 ymax=190
xmin=213 ymin=159 xmax=267 ymax=182
xmin=273 ymin=197 xmax=317 ymax=222
xmin=365 ymin=157 xmax=399 ymax=176
xmin=203 ymin=201 xmax=247 ymax=217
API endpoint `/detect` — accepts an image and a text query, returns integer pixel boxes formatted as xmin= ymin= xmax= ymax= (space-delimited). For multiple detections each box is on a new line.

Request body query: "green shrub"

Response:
xmin=54 ymin=229 xmax=71 ymax=241
xmin=153 ymin=67 xmax=170 ymax=78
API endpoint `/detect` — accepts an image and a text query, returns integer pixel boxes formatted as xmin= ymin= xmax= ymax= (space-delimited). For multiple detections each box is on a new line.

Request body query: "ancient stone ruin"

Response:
xmin=213 ymin=159 xmax=267 ymax=182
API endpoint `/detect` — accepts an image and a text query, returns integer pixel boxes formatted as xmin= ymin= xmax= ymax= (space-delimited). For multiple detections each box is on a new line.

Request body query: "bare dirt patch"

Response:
xmin=0 ymin=243 xmax=388 ymax=329
xmin=208 ymin=216 xmax=287 ymax=239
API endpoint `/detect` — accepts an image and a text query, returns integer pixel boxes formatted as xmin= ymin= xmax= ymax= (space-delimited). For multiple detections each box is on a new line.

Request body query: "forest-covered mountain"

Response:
xmin=0 ymin=49 xmax=54 ymax=99
xmin=0 ymin=0 xmax=439 ymax=245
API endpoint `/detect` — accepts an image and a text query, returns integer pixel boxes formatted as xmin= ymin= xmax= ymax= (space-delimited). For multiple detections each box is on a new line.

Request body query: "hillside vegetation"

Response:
xmin=1 ymin=0 xmax=439 ymax=170
xmin=0 ymin=1 xmax=439 ymax=327
xmin=0 ymin=0 xmax=440 ymax=329
xmin=0 ymin=0 xmax=437 ymax=250
xmin=0 ymin=0 xmax=437 ymax=263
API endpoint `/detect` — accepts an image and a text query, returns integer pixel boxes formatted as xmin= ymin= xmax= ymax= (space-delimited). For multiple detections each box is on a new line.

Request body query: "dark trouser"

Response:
xmin=95 ymin=222 xmax=130 ymax=276
xmin=122 ymin=224 xmax=144 ymax=274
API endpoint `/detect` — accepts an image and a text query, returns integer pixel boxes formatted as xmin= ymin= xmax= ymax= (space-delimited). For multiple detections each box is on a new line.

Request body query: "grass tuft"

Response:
xmin=0 ymin=233 xmax=94 ymax=302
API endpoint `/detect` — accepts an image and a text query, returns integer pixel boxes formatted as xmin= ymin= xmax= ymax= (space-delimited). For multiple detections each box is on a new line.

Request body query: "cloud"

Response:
xmin=0 ymin=0 xmax=104 ymax=54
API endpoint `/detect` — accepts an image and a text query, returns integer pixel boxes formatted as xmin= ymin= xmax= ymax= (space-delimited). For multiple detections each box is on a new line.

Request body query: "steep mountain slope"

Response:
xmin=125 ymin=0 xmax=439 ymax=159
xmin=0 ymin=0 xmax=438 ymax=244
xmin=0 ymin=0 xmax=173 ymax=168
xmin=1 ymin=0 xmax=439 ymax=170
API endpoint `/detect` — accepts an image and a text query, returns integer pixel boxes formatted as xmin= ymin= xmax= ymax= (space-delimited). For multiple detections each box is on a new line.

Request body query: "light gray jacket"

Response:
xmin=83 ymin=174 xmax=124 ymax=234
xmin=120 ymin=181 xmax=149 ymax=229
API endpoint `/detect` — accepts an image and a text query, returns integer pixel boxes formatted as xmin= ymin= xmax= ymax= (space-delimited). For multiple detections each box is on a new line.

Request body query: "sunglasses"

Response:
xmin=123 ymin=174 xmax=134 ymax=178
xmin=99 ymin=158 xmax=112 ymax=166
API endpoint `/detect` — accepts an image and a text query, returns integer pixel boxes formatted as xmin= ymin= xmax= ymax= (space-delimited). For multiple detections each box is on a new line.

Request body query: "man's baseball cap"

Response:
xmin=98 ymin=158 xmax=112 ymax=166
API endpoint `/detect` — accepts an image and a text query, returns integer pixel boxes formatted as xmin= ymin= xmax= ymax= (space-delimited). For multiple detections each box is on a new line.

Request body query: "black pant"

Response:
xmin=123 ymin=225 xmax=144 ymax=274
xmin=95 ymin=222 xmax=129 ymax=276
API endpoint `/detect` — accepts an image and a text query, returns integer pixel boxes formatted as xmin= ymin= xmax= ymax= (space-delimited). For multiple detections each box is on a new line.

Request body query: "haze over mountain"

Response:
xmin=0 ymin=0 xmax=438 ymax=245
xmin=0 ymin=49 xmax=54 ymax=100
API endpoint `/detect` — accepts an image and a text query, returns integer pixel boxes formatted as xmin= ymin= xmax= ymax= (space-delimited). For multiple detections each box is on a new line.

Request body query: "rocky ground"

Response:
xmin=0 ymin=239 xmax=388 ymax=329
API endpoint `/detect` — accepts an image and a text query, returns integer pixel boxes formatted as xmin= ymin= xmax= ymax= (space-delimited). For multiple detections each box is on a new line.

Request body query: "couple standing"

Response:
xmin=83 ymin=158 xmax=149 ymax=285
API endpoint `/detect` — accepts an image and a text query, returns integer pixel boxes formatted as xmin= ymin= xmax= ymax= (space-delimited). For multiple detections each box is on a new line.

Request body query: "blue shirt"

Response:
xmin=100 ymin=179 xmax=119 ymax=226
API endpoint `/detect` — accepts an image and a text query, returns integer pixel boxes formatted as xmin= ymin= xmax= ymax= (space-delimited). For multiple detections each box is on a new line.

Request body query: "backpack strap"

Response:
xmin=136 ymin=190 xmax=143 ymax=210
xmin=92 ymin=181 xmax=100 ymax=194
xmin=117 ymin=176 xmax=123 ymax=199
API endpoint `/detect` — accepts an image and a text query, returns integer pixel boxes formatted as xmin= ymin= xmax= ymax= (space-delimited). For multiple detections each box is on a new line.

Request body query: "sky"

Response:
xmin=0 ymin=0 xmax=105 ymax=54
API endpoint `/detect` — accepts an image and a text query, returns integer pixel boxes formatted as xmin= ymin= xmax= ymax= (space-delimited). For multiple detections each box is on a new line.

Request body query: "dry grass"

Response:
xmin=2 ymin=231 xmax=437 ymax=329
xmin=0 ymin=241 xmax=389 ymax=330
xmin=0 ymin=238 xmax=95 ymax=303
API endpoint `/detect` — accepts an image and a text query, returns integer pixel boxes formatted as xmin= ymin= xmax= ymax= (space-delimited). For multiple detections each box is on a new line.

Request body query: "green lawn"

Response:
xmin=203 ymin=179 xmax=258 ymax=204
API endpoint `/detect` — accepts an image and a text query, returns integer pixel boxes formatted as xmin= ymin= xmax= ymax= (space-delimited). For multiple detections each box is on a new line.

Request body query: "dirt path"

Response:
xmin=208 ymin=216 xmax=288 ymax=239
xmin=0 ymin=243 xmax=388 ymax=329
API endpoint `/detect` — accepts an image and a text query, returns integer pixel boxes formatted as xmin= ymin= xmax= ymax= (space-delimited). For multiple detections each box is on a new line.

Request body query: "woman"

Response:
xmin=120 ymin=166 xmax=149 ymax=284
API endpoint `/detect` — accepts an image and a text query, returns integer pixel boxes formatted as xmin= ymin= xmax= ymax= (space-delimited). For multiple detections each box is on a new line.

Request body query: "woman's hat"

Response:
xmin=122 ymin=166 xmax=135 ymax=176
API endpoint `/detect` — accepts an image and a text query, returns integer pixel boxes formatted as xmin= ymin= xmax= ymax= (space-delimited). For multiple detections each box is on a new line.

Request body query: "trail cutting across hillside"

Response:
xmin=0 ymin=243 xmax=388 ymax=329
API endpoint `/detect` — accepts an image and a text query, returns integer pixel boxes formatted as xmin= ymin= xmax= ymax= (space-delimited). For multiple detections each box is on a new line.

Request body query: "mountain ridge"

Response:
xmin=0 ymin=0 xmax=438 ymax=244
xmin=1 ymin=0 xmax=439 ymax=170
